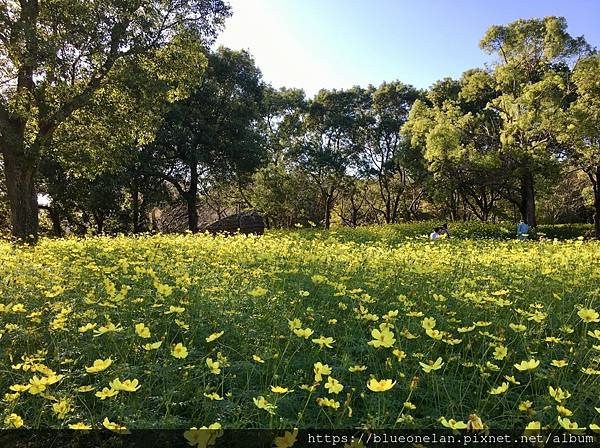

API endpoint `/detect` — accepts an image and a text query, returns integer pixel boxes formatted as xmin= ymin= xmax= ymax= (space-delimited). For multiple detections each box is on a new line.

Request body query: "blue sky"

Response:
xmin=215 ymin=0 xmax=600 ymax=96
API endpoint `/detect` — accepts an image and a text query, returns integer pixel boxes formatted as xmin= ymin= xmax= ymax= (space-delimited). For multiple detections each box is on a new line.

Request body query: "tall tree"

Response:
xmin=0 ymin=0 xmax=230 ymax=242
xmin=147 ymin=47 xmax=266 ymax=233
xmin=559 ymin=54 xmax=600 ymax=238
xmin=480 ymin=16 xmax=591 ymax=226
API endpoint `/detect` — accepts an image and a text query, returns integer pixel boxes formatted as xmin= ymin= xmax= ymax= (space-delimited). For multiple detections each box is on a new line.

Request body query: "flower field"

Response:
xmin=1 ymin=226 xmax=600 ymax=433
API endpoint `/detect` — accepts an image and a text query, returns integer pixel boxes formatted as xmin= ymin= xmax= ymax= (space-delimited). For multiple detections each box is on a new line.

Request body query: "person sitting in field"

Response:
xmin=438 ymin=223 xmax=450 ymax=238
xmin=516 ymin=220 xmax=529 ymax=240
xmin=430 ymin=227 xmax=441 ymax=240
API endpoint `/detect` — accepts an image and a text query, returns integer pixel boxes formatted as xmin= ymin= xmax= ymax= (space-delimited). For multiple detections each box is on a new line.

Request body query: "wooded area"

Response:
xmin=1 ymin=2 xmax=599 ymax=242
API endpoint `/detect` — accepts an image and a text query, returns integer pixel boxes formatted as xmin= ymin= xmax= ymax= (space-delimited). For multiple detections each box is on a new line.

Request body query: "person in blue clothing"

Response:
xmin=517 ymin=220 xmax=530 ymax=240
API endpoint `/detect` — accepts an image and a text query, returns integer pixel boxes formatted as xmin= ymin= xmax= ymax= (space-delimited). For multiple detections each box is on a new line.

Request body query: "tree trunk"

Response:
xmin=2 ymin=149 xmax=39 ymax=243
xmin=132 ymin=177 xmax=140 ymax=233
xmin=323 ymin=186 xmax=335 ymax=230
xmin=520 ymin=168 xmax=537 ymax=227
xmin=48 ymin=206 xmax=62 ymax=237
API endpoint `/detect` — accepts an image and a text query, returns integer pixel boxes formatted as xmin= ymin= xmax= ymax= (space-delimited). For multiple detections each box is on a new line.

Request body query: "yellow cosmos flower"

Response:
xmin=525 ymin=421 xmax=541 ymax=431
xmin=288 ymin=318 xmax=302 ymax=330
xmin=518 ymin=400 xmax=533 ymax=411
xmin=85 ymin=357 xmax=112 ymax=373
xmin=558 ymin=416 xmax=583 ymax=431
xmin=419 ymin=357 xmax=444 ymax=373
xmin=68 ymin=422 xmax=92 ymax=430
xmin=203 ymin=392 xmax=224 ymax=400
xmin=143 ymin=341 xmax=163 ymax=351
xmin=252 ymin=355 xmax=265 ymax=363
xmin=316 ymin=397 xmax=340 ymax=409
xmin=368 ymin=327 xmax=396 ymax=348
xmin=109 ymin=378 xmax=141 ymax=392
xmin=551 ymin=359 xmax=568 ymax=368
xmin=95 ymin=387 xmax=118 ymax=400
xmin=52 ymin=399 xmax=71 ymax=419
xmin=253 ymin=396 xmax=277 ymax=414
xmin=504 ymin=375 xmax=520 ymax=385
xmin=439 ymin=416 xmax=468 ymax=430
xmin=421 ymin=317 xmax=436 ymax=331
xmin=102 ymin=417 xmax=130 ymax=434
xmin=171 ymin=343 xmax=188 ymax=359
xmin=4 ymin=413 xmax=24 ymax=428
xmin=489 ymin=382 xmax=509 ymax=395
xmin=457 ymin=325 xmax=476 ymax=333
xmin=556 ymin=405 xmax=573 ymax=416
xmin=349 ymin=364 xmax=367 ymax=372
xmin=293 ymin=328 xmax=314 ymax=339
xmin=78 ymin=323 xmax=96 ymax=333
xmin=514 ymin=359 xmax=539 ymax=371
xmin=467 ymin=414 xmax=484 ymax=430
xmin=183 ymin=423 xmax=223 ymax=447
xmin=206 ymin=358 xmax=221 ymax=374
xmin=324 ymin=377 xmax=343 ymax=394
xmin=270 ymin=386 xmax=292 ymax=394
xmin=274 ymin=429 xmax=298 ymax=448
xmin=367 ymin=378 xmax=396 ymax=392
xmin=493 ymin=345 xmax=507 ymax=360
xmin=311 ymin=335 xmax=335 ymax=348
xmin=313 ymin=362 xmax=332 ymax=382
xmin=549 ymin=386 xmax=571 ymax=403
xmin=509 ymin=323 xmax=526 ymax=332
xmin=76 ymin=385 xmax=95 ymax=393
xmin=578 ymin=308 xmax=600 ymax=323
xmin=93 ymin=322 xmax=123 ymax=337
xmin=135 ymin=323 xmax=151 ymax=338
xmin=206 ymin=331 xmax=224 ymax=343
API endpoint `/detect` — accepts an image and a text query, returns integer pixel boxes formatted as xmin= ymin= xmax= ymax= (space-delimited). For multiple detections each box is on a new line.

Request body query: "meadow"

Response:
xmin=1 ymin=223 xmax=599 ymax=436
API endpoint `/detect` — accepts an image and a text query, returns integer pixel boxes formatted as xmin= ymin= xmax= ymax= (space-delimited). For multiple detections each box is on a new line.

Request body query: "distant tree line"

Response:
xmin=0 ymin=4 xmax=598 ymax=241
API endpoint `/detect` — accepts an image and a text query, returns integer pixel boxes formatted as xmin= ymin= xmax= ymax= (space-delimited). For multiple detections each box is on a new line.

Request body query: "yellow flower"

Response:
xmin=4 ymin=413 xmax=24 ymax=428
xmin=78 ymin=323 xmax=97 ymax=333
xmin=504 ymin=375 xmax=520 ymax=385
xmin=109 ymin=378 xmax=141 ymax=392
xmin=164 ymin=305 xmax=184 ymax=314
xmin=493 ymin=345 xmax=507 ymax=360
xmin=525 ymin=421 xmax=541 ymax=431
xmin=143 ymin=341 xmax=163 ymax=351
xmin=368 ymin=327 xmax=396 ymax=348
xmin=171 ymin=343 xmax=188 ymax=359
xmin=183 ymin=423 xmax=223 ymax=447
xmin=367 ymin=378 xmax=396 ymax=392
xmin=85 ymin=357 xmax=112 ymax=373
xmin=313 ymin=362 xmax=332 ymax=382
xmin=311 ymin=335 xmax=335 ymax=348
xmin=28 ymin=376 xmax=46 ymax=395
xmin=135 ymin=323 xmax=151 ymax=339
xmin=248 ymin=287 xmax=268 ymax=297
xmin=252 ymin=355 xmax=265 ymax=363
xmin=253 ymin=396 xmax=277 ymax=414
xmin=556 ymin=405 xmax=573 ymax=416
xmin=206 ymin=358 xmax=221 ymax=374
xmin=474 ymin=321 xmax=491 ymax=327
xmin=76 ymin=385 xmax=95 ymax=393
xmin=419 ymin=357 xmax=444 ymax=373
xmin=68 ymin=422 xmax=92 ymax=430
xmin=518 ymin=400 xmax=533 ymax=411
xmin=558 ymin=416 xmax=582 ymax=431
xmin=293 ymin=328 xmax=314 ymax=339
xmin=95 ymin=387 xmax=118 ymax=400
xmin=316 ymin=397 xmax=340 ymax=409
xmin=509 ymin=323 xmax=526 ymax=332
xmin=203 ymin=392 xmax=224 ymax=401
xmin=102 ymin=417 xmax=130 ymax=434
xmin=274 ymin=429 xmax=298 ymax=448
xmin=549 ymin=386 xmax=571 ymax=403
xmin=93 ymin=322 xmax=123 ymax=337
xmin=349 ymin=364 xmax=367 ymax=372
xmin=551 ymin=359 xmax=568 ymax=368
xmin=457 ymin=325 xmax=476 ymax=333
xmin=489 ymin=382 xmax=509 ymax=395
xmin=324 ymin=377 xmax=343 ymax=394
xmin=514 ymin=359 xmax=540 ymax=371
xmin=578 ymin=308 xmax=600 ymax=323
xmin=206 ymin=331 xmax=224 ymax=343
xmin=271 ymin=386 xmax=292 ymax=394
xmin=467 ymin=414 xmax=484 ymax=430
xmin=440 ymin=416 xmax=468 ymax=430
xmin=421 ymin=317 xmax=436 ymax=331
xmin=52 ymin=399 xmax=71 ymax=419
xmin=588 ymin=330 xmax=600 ymax=340
xmin=288 ymin=318 xmax=302 ymax=330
